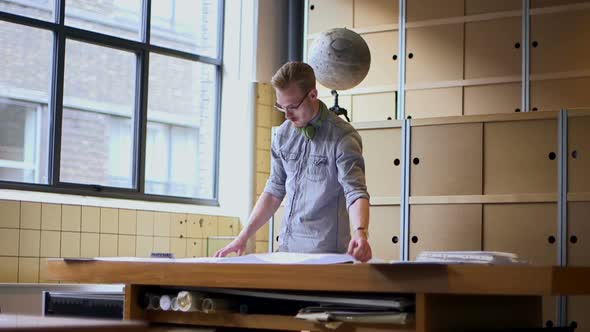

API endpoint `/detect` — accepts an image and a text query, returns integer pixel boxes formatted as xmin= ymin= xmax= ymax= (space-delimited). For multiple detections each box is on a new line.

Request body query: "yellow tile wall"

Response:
xmin=253 ymin=83 xmax=283 ymax=248
xmin=0 ymin=199 xmax=240 ymax=283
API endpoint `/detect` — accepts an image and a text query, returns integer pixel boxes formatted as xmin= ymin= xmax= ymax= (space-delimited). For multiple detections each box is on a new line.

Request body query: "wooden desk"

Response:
xmin=0 ymin=314 xmax=147 ymax=332
xmin=48 ymin=261 xmax=590 ymax=332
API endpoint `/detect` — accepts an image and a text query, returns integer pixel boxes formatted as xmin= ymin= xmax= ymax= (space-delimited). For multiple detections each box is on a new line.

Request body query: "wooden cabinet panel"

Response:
xmin=411 ymin=123 xmax=483 ymax=196
xmin=352 ymin=92 xmax=396 ymax=122
xmin=407 ymin=0 xmax=464 ymax=22
xmin=406 ymin=24 xmax=464 ymax=84
xmin=568 ymin=202 xmax=590 ymax=266
xmin=465 ymin=17 xmax=521 ymax=79
xmin=531 ymin=10 xmax=590 ymax=74
xmin=358 ymin=31 xmax=398 ymax=88
xmin=307 ymin=0 xmax=353 ymax=35
xmin=409 ymin=204 xmax=482 ymax=260
xmin=568 ymin=115 xmax=590 ymax=193
xmin=465 ymin=0 xmax=521 ymax=15
xmin=483 ymin=204 xmax=557 ymax=265
xmin=319 ymin=95 xmax=351 ymax=117
xmin=484 ymin=119 xmax=557 ymax=194
xmin=543 ymin=297 xmax=557 ymax=330
xmin=568 ymin=296 xmax=590 ymax=332
xmin=405 ymin=88 xmax=463 ymax=118
xmin=354 ymin=0 xmax=398 ymax=28
xmin=358 ymin=128 xmax=402 ymax=198
xmin=464 ymin=83 xmax=521 ymax=115
xmin=369 ymin=205 xmax=400 ymax=261
xmin=531 ymin=77 xmax=590 ymax=112
xmin=531 ymin=0 xmax=590 ymax=9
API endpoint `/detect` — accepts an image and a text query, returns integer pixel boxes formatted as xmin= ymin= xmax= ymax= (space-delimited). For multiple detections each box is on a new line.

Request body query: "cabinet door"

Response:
xmin=406 ymin=24 xmax=464 ymax=84
xmin=411 ymin=123 xmax=483 ymax=196
xmin=483 ymin=204 xmax=557 ymax=265
xmin=465 ymin=17 xmax=521 ymax=79
xmin=568 ymin=202 xmax=590 ymax=266
xmin=531 ymin=77 xmax=590 ymax=112
xmin=358 ymin=128 xmax=402 ymax=198
xmin=464 ymin=83 xmax=521 ymax=115
xmin=405 ymin=87 xmax=463 ymax=119
xmin=531 ymin=0 xmax=590 ymax=8
xmin=465 ymin=0 xmax=521 ymax=15
xmin=307 ymin=0 xmax=353 ymax=35
xmin=531 ymin=10 xmax=590 ymax=74
xmin=357 ymin=31 xmax=398 ymax=89
xmin=409 ymin=204 xmax=482 ymax=260
xmin=369 ymin=205 xmax=401 ymax=262
xmin=567 ymin=202 xmax=590 ymax=332
xmin=484 ymin=119 xmax=557 ymax=194
xmin=568 ymin=115 xmax=590 ymax=193
xmin=354 ymin=0 xmax=398 ymax=29
xmin=352 ymin=93 xmax=396 ymax=122
xmin=406 ymin=0 xmax=463 ymax=22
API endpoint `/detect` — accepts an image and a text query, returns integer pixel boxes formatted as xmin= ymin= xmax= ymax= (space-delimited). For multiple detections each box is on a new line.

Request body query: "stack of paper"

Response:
xmin=415 ymin=251 xmax=525 ymax=264
xmin=296 ymin=304 xmax=412 ymax=325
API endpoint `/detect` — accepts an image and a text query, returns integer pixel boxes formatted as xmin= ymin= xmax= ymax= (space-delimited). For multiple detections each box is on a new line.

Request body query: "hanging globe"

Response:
xmin=308 ymin=28 xmax=371 ymax=91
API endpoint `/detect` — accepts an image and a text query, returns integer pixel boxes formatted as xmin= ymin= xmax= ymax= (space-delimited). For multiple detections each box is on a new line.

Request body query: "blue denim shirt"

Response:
xmin=264 ymin=101 xmax=369 ymax=253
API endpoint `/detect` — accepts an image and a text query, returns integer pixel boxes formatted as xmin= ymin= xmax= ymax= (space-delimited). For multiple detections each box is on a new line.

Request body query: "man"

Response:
xmin=215 ymin=62 xmax=372 ymax=262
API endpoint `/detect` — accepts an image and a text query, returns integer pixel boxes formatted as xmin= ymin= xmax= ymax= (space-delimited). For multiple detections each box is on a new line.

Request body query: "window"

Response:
xmin=0 ymin=0 xmax=224 ymax=204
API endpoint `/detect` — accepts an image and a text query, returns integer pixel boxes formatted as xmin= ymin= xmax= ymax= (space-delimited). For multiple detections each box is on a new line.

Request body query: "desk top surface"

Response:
xmin=47 ymin=260 xmax=590 ymax=296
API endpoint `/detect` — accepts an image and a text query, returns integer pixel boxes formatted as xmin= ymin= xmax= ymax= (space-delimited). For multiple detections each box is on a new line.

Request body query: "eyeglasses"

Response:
xmin=274 ymin=89 xmax=311 ymax=113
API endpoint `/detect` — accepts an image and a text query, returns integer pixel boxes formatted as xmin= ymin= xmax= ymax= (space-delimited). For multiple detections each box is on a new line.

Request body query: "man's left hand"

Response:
xmin=347 ymin=234 xmax=372 ymax=262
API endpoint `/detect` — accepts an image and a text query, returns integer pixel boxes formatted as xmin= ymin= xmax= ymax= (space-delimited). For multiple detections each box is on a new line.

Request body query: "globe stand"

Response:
xmin=329 ymin=90 xmax=351 ymax=122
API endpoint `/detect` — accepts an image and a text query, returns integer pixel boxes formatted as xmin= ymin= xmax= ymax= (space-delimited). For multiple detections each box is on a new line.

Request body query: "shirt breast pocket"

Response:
xmin=280 ymin=150 xmax=300 ymax=174
xmin=307 ymin=155 xmax=328 ymax=182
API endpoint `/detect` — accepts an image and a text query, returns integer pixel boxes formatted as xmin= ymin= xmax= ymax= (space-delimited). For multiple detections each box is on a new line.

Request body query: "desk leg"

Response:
xmin=124 ymin=284 xmax=147 ymax=321
xmin=415 ymin=293 xmax=542 ymax=332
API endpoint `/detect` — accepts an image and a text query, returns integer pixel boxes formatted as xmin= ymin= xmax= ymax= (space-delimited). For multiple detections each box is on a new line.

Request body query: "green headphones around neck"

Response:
xmin=296 ymin=105 xmax=328 ymax=140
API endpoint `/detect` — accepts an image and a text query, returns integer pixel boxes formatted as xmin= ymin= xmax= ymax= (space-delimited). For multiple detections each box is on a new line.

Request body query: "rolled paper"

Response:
xmin=170 ymin=297 xmax=179 ymax=311
xmin=148 ymin=294 xmax=161 ymax=311
xmin=159 ymin=295 xmax=172 ymax=311
xmin=201 ymin=297 xmax=231 ymax=314
xmin=239 ymin=304 xmax=248 ymax=314
xmin=176 ymin=291 xmax=204 ymax=312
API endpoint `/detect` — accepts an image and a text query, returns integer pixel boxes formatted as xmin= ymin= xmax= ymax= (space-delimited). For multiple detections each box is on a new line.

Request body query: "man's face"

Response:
xmin=275 ymin=83 xmax=317 ymax=128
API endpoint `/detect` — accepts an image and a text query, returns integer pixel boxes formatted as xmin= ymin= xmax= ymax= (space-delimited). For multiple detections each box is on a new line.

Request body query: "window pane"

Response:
xmin=65 ymin=0 xmax=142 ymax=40
xmin=0 ymin=0 xmax=54 ymax=21
xmin=0 ymin=21 xmax=51 ymax=184
xmin=146 ymin=54 xmax=217 ymax=198
xmin=150 ymin=0 xmax=219 ymax=57
xmin=61 ymin=39 xmax=136 ymax=188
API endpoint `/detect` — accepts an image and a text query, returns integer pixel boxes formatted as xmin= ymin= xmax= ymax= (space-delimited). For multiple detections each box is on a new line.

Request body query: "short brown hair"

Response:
xmin=271 ymin=61 xmax=316 ymax=92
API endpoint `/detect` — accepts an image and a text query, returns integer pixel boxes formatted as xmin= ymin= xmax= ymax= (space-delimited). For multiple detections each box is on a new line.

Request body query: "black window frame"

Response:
xmin=0 ymin=0 xmax=225 ymax=206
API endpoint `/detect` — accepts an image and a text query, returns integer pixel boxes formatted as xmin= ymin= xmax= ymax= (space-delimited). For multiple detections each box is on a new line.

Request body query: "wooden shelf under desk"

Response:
xmin=146 ymin=311 xmax=414 ymax=332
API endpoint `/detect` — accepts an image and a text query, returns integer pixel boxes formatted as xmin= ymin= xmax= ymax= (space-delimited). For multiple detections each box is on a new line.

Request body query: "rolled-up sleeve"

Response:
xmin=336 ymin=131 xmax=370 ymax=209
xmin=263 ymin=137 xmax=287 ymax=200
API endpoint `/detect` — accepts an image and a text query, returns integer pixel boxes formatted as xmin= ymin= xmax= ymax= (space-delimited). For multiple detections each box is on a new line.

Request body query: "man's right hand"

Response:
xmin=214 ymin=236 xmax=247 ymax=257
